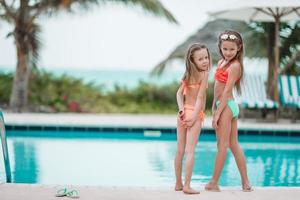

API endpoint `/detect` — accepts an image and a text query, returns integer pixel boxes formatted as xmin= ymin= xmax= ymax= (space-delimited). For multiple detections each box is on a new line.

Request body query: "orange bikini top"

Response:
xmin=215 ymin=67 xmax=228 ymax=83
xmin=214 ymin=60 xmax=240 ymax=83
xmin=180 ymin=80 xmax=200 ymax=95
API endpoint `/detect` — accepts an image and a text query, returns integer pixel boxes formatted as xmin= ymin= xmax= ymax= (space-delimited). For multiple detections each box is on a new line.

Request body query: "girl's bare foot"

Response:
xmin=174 ymin=183 xmax=183 ymax=191
xmin=205 ymin=181 xmax=220 ymax=192
xmin=183 ymin=186 xmax=200 ymax=194
xmin=242 ymin=182 xmax=253 ymax=192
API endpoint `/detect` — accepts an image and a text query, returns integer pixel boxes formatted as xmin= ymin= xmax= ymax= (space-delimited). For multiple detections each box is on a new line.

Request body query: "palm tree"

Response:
xmin=151 ymin=20 xmax=262 ymax=75
xmin=0 ymin=0 xmax=177 ymax=112
xmin=152 ymin=20 xmax=300 ymax=101
xmin=243 ymin=22 xmax=300 ymax=98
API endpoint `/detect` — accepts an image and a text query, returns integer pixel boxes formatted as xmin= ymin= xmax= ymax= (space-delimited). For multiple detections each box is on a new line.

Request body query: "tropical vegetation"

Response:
xmin=0 ymin=0 xmax=177 ymax=112
xmin=153 ymin=20 xmax=300 ymax=100
xmin=1 ymin=69 xmax=207 ymax=113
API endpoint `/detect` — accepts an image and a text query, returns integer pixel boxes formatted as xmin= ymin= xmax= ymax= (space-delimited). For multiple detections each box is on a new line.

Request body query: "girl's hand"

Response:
xmin=178 ymin=110 xmax=187 ymax=127
xmin=178 ymin=110 xmax=184 ymax=119
xmin=184 ymin=114 xmax=197 ymax=128
xmin=212 ymin=113 xmax=220 ymax=129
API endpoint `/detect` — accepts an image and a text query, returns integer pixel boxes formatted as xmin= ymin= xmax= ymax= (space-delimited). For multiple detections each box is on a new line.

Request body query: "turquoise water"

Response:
xmin=0 ymin=131 xmax=299 ymax=186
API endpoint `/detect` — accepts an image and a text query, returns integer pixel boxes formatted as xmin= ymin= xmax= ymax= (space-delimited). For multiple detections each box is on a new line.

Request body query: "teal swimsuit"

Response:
xmin=216 ymin=99 xmax=239 ymax=118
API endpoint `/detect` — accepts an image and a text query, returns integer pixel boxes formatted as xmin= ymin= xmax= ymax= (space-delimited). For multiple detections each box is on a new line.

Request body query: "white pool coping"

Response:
xmin=2 ymin=112 xmax=299 ymax=132
xmin=0 ymin=183 xmax=299 ymax=200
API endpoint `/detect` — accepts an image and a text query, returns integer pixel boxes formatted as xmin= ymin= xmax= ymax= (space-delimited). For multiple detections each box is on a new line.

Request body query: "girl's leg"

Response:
xmin=183 ymin=120 xmax=202 ymax=194
xmin=205 ymin=107 xmax=232 ymax=191
xmin=174 ymin=117 xmax=187 ymax=191
xmin=229 ymin=119 xmax=252 ymax=191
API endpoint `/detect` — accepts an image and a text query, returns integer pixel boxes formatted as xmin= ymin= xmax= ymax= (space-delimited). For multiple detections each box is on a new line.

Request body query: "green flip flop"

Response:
xmin=55 ymin=188 xmax=68 ymax=197
xmin=66 ymin=189 xmax=80 ymax=199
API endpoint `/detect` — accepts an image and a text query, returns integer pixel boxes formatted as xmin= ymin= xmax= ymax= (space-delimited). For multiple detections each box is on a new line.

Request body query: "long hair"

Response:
xmin=182 ymin=43 xmax=212 ymax=83
xmin=218 ymin=30 xmax=244 ymax=94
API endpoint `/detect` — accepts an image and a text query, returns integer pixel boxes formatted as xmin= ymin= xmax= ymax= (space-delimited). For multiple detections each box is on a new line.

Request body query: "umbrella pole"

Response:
xmin=273 ymin=17 xmax=280 ymax=104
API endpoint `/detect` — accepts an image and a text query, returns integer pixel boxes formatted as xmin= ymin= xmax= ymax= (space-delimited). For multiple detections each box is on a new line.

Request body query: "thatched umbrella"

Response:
xmin=151 ymin=19 xmax=262 ymax=75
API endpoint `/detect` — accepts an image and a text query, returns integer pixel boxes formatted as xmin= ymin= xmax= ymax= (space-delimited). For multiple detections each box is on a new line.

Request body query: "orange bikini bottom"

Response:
xmin=179 ymin=104 xmax=205 ymax=126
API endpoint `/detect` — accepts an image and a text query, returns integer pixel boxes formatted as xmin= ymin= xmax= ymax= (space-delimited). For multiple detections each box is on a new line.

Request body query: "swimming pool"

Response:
xmin=1 ymin=130 xmax=299 ymax=186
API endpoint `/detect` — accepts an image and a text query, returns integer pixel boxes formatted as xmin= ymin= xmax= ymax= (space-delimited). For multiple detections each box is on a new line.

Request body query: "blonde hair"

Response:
xmin=182 ymin=43 xmax=212 ymax=83
xmin=218 ymin=30 xmax=244 ymax=94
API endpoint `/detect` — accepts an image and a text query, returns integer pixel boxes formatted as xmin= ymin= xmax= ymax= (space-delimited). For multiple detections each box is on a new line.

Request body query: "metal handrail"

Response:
xmin=0 ymin=110 xmax=11 ymax=182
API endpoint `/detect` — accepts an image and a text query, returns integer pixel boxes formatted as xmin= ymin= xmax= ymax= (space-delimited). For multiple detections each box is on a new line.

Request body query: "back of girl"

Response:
xmin=174 ymin=43 xmax=211 ymax=194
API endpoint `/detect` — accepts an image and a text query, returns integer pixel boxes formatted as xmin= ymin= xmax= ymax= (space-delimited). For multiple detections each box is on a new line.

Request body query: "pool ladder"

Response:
xmin=0 ymin=110 xmax=11 ymax=182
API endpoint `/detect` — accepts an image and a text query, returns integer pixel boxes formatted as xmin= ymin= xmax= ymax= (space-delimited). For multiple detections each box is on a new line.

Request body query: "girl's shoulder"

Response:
xmin=217 ymin=59 xmax=223 ymax=67
xmin=197 ymin=71 xmax=209 ymax=83
xmin=229 ymin=60 xmax=241 ymax=70
xmin=181 ymin=78 xmax=189 ymax=86
xmin=228 ymin=61 xmax=241 ymax=77
xmin=224 ymin=60 xmax=241 ymax=72
xmin=218 ymin=59 xmax=224 ymax=64
xmin=231 ymin=59 xmax=241 ymax=65
xmin=183 ymin=71 xmax=208 ymax=85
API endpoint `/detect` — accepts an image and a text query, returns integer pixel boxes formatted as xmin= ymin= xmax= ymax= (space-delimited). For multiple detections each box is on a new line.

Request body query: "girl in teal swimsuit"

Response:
xmin=205 ymin=30 xmax=252 ymax=192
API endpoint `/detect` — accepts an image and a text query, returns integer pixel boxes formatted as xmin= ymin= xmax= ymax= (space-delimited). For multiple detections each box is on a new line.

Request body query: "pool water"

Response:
xmin=0 ymin=131 xmax=299 ymax=186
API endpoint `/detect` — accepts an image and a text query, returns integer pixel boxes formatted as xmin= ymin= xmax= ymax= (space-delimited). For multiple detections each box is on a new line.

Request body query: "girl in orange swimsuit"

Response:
xmin=174 ymin=43 xmax=211 ymax=194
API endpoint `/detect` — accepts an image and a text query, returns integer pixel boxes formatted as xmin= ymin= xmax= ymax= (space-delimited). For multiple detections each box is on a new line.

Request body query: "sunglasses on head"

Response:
xmin=220 ymin=34 xmax=238 ymax=40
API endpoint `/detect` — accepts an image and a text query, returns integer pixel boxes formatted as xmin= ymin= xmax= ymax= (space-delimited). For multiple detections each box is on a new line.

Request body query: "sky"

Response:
xmin=0 ymin=0 xmax=239 ymax=71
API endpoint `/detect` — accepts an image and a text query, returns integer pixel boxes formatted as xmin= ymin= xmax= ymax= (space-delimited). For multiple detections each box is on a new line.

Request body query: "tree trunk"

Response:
xmin=9 ymin=44 xmax=31 ymax=112
xmin=267 ymin=23 xmax=275 ymax=99
xmin=272 ymin=18 xmax=280 ymax=103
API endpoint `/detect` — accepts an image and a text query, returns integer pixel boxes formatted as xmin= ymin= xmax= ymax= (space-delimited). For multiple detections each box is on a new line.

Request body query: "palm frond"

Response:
xmin=0 ymin=13 xmax=14 ymax=23
xmin=280 ymin=22 xmax=300 ymax=59
xmin=151 ymin=19 xmax=258 ymax=75
xmin=150 ymin=58 xmax=170 ymax=76
xmin=13 ymin=20 xmax=42 ymax=69
xmin=29 ymin=22 xmax=42 ymax=69
xmin=107 ymin=0 xmax=177 ymax=24
xmin=31 ymin=0 xmax=177 ymax=24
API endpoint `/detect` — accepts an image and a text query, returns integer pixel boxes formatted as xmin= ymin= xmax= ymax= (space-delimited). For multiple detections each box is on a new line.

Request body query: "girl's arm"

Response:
xmin=185 ymin=72 xmax=209 ymax=126
xmin=212 ymin=59 xmax=223 ymax=114
xmin=212 ymin=83 xmax=217 ymax=114
xmin=213 ymin=63 xmax=240 ymax=128
xmin=176 ymin=83 xmax=184 ymax=112
xmin=193 ymin=71 xmax=209 ymax=114
xmin=176 ymin=83 xmax=186 ymax=125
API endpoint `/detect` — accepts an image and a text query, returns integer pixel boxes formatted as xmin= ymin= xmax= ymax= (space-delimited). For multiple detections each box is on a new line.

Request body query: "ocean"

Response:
xmin=0 ymin=58 xmax=268 ymax=91
xmin=0 ymin=67 xmax=183 ymax=91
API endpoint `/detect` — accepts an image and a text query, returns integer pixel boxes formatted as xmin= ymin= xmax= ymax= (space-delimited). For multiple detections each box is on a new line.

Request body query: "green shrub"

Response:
xmin=0 ymin=69 xmax=214 ymax=114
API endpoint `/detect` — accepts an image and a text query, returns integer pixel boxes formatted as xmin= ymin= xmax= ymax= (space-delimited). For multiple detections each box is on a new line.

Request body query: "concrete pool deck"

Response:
xmin=0 ymin=184 xmax=300 ymax=200
xmin=2 ymin=112 xmax=300 ymax=132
